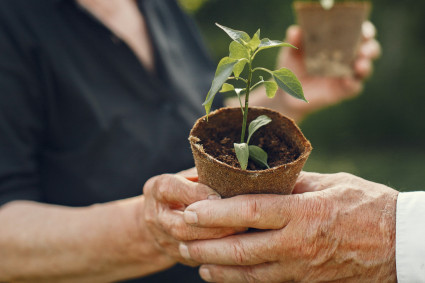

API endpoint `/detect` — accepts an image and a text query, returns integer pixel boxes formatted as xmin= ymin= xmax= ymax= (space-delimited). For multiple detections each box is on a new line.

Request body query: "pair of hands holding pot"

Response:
xmin=143 ymin=170 xmax=398 ymax=282
xmin=143 ymin=23 xmax=386 ymax=281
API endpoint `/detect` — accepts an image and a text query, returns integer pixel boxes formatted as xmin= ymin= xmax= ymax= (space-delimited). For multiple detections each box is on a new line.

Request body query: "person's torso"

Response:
xmin=1 ymin=0 xmax=215 ymax=206
xmin=0 ymin=1 xmax=216 ymax=280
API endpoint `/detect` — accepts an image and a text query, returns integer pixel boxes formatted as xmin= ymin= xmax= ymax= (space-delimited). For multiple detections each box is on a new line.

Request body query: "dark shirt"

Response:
xmin=0 ymin=0 xmax=216 ymax=281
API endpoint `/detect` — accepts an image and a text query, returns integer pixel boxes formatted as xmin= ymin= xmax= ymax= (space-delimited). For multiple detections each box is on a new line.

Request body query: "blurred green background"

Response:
xmin=179 ymin=0 xmax=425 ymax=192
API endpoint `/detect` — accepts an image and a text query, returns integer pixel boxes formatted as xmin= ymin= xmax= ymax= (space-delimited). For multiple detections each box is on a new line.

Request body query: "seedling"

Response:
xmin=203 ymin=24 xmax=307 ymax=170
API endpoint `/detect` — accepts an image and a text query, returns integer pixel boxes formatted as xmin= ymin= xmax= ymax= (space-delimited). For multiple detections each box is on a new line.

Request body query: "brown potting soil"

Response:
xmin=201 ymin=125 xmax=300 ymax=171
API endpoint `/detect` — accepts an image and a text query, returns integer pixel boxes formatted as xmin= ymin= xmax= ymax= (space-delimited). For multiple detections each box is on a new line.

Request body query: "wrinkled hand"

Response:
xmin=143 ymin=172 xmax=243 ymax=266
xmin=180 ymin=172 xmax=398 ymax=282
xmin=277 ymin=22 xmax=381 ymax=121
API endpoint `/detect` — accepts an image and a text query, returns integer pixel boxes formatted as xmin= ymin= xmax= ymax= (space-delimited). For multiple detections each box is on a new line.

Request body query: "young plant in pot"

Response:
xmin=189 ymin=24 xmax=312 ymax=198
xmin=293 ymin=0 xmax=371 ymax=76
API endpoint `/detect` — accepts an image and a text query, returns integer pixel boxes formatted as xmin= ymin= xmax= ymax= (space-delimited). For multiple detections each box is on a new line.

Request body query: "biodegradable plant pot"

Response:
xmin=189 ymin=107 xmax=312 ymax=198
xmin=293 ymin=1 xmax=371 ymax=77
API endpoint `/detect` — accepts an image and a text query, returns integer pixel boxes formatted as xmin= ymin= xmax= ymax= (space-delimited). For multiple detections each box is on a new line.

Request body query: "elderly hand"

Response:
xmin=180 ymin=172 xmax=398 ymax=282
xmin=143 ymin=172 xmax=243 ymax=267
xmin=276 ymin=21 xmax=381 ymax=121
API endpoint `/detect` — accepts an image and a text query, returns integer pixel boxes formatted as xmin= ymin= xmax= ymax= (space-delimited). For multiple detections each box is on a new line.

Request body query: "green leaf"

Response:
xmin=258 ymin=39 xmax=297 ymax=51
xmin=272 ymin=68 xmax=306 ymax=102
xmin=234 ymin=143 xmax=249 ymax=170
xmin=247 ymin=29 xmax=261 ymax=51
xmin=247 ymin=115 xmax=272 ymax=144
xmin=229 ymin=41 xmax=249 ymax=77
xmin=264 ymin=81 xmax=278 ymax=98
xmin=216 ymin=23 xmax=251 ymax=45
xmin=203 ymin=57 xmax=239 ymax=116
xmin=220 ymin=83 xmax=235 ymax=92
xmin=249 ymin=145 xmax=270 ymax=169
xmin=233 ymin=61 xmax=246 ymax=78
xmin=229 ymin=41 xmax=250 ymax=59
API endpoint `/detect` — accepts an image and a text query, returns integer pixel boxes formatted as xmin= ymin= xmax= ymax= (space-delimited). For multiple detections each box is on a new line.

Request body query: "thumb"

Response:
xmin=286 ymin=25 xmax=303 ymax=49
xmin=278 ymin=25 xmax=304 ymax=73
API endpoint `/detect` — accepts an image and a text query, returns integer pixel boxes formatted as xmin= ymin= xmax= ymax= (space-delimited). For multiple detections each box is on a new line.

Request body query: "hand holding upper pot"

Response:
xmin=275 ymin=21 xmax=381 ymax=121
xmin=180 ymin=172 xmax=398 ymax=282
xmin=143 ymin=172 xmax=242 ymax=266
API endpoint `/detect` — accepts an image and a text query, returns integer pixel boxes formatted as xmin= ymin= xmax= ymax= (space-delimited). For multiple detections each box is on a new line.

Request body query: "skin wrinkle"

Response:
xmin=243 ymin=199 xmax=262 ymax=228
xmin=231 ymin=238 xmax=248 ymax=266
xmin=243 ymin=265 xmax=262 ymax=283
xmin=243 ymin=264 xmax=273 ymax=283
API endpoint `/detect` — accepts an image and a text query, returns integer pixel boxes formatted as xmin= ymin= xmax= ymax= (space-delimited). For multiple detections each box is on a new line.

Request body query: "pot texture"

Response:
xmin=189 ymin=107 xmax=312 ymax=198
xmin=294 ymin=1 xmax=371 ymax=77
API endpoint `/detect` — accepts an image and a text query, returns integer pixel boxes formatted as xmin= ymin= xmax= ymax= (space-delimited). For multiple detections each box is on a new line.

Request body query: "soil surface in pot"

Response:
xmin=201 ymin=125 xmax=300 ymax=171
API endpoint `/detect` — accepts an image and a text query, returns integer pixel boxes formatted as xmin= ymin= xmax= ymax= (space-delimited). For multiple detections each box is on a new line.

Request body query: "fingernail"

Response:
xmin=184 ymin=210 xmax=198 ymax=224
xmin=199 ymin=266 xmax=212 ymax=282
xmin=361 ymin=43 xmax=374 ymax=57
xmin=287 ymin=25 xmax=298 ymax=38
xmin=179 ymin=243 xmax=191 ymax=260
xmin=362 ymin=21 xmax=375 ymax=39
xmin=207 ymin=194 xmax=221 ymax=200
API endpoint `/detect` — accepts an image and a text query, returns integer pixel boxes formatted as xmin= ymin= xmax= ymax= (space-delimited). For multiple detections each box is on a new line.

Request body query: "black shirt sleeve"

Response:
xmin=0 ymin=15 xmax=44 ymax=206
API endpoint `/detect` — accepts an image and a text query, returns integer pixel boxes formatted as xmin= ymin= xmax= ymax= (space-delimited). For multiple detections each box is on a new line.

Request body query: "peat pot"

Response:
xmin=293 ymin=1 xmax=371 ymax=77
xmin=189 ymin=107 xmax=312 ymax=198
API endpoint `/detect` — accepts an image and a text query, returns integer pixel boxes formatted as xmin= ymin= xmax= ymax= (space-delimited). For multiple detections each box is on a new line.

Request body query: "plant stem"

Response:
xmin=228 ymin=76 xmax=248 ymax=84
xmin=252 ymin=67 xmax=273 ymax=75
xmin=240 ymin=60 xmax=253 ymax=143
xmin=250 ymin=80 xmax=264 ymax=91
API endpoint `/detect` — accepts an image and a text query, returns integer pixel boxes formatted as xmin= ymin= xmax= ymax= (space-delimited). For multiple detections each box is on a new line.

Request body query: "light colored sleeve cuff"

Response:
xmin=396 ymin=191 xmax=425 ymax=282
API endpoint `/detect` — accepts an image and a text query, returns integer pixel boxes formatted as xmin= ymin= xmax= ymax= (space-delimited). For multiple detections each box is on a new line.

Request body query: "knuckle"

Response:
xmin=157 ymin=174 xmax=173 ymax=196
xmin=143 ymin=176 xmax=158 ymax=196
xmin=143 ymin=209 xmax=156 ymax=226
xmin=144 ymin=174 xmax=177 ymax=199
xmin=230 ymin=239 xmax=248 ymax=265
xmin=334 ymin=172 xmax=353 ymax=180
xmin=188 ymin=244 xmax=203 ymax=261
xmin=243 ymin=198 xmax=262 ymax=226
xmin=243 ymin=267 xmax=263 ymax=283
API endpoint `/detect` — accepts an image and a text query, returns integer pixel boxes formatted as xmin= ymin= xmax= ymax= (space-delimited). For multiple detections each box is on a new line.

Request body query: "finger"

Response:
xmin=145 ymin=174 xmax=220 ymax=206
xmin=293 ymin=171 xmax=325 ymax=194
xmin=354 ymin=57 xmax=373 ymax=79
xmin=294 ymin=172 xmax=358 ymax=194
xmin=184 ymin=194 xmax=301 ymax=229
xmin=341 ymin=77 xmax=363 ymax=96
xmin=293 ymin=171 xmax=345 ymax=194
xmin=359 ymin=39 xmax=381 ymax=60
xmin=158 ymin=206 xmax=246 ymax=241
xmin=145 ymin=218 xmax=198 ymax=266
xmin=181 ymin=230 xmax=282 ymax=265
xmin=286 ymin=25 xmax=302 ymax=48
xmin=361 ymin=21 xmax=376 ymax=40
xmin=199 ymin=262 xmax=286 ymax=283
